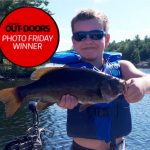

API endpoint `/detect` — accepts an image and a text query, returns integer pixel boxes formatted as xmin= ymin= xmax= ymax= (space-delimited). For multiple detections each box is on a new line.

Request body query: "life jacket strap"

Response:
xmin=110 ymin=139 xmax=118 ymax=150
xmin=110 ymin=138 xmax=126 ymax=150
xmin=94 ymin=108 xmax=110 ymax=116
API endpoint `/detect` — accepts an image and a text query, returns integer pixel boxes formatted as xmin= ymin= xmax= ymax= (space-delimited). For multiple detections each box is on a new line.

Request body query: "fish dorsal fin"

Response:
xmin=31 ymin=67 xmax=56 ymax=80
xmin=31 ymin=65 xmax=69 ymax=80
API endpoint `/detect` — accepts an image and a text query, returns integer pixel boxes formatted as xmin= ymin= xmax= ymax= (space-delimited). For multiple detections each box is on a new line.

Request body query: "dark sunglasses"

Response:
xmin=72 ymin=30 xmax=106 ymax=42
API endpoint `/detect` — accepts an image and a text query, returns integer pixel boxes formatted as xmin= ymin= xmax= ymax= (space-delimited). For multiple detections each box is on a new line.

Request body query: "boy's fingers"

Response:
xmin=125 ymin=79 xmax=135 ymax=87
xmin=65 ymin=95 xmax=78 ymax=109
xmin=58 ymin=95 xmax=67 ymax=108
xmin=58 ymin=94 xmax=78 ymax=109
xmin=124 ymin=79 xmax=134 ymax=94
xmin=69 ymin=95 xmax=78 ymax=109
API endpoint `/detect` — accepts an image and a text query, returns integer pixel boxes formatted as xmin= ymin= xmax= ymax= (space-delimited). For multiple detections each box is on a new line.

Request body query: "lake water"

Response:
xmin=0 ymin=68 xmax=150 ymax=150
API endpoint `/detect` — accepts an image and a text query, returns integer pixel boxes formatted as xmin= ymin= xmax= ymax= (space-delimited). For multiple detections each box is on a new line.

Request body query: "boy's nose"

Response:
xmin=83 ymin=35 xmax=93 ymax=42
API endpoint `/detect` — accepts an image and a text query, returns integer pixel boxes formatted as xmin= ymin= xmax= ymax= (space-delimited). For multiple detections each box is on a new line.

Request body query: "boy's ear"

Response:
xmin=72 ymin=36 xmax=75 ymax=46
xmin=72 ymin=36 xmax=74 ymax=43
xmin=105 ymin=33 xmax=110 ymax=47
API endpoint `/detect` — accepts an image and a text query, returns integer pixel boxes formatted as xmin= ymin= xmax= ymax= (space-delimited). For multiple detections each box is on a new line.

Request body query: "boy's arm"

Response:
xmin=120 ymin=60 xmax=150 ymax=103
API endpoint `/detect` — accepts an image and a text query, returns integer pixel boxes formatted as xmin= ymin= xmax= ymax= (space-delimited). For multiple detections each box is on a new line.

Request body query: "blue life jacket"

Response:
xmin=50 ymin=50 xmax=132 ymax=143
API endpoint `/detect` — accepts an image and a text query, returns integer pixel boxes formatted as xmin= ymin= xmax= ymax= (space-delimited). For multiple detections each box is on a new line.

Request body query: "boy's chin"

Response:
xmin=82 ymin=56 xmax=99 ymax=61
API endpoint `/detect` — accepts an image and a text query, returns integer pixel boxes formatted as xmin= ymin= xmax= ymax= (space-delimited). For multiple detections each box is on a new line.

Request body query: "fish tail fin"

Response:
xmin=0 ymin=87 xmax=21 ymax=117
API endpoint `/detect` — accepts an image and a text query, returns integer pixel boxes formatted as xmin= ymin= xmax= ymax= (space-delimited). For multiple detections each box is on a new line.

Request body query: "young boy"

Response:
xmin=58 ymin=9 xmax=150 ymax=150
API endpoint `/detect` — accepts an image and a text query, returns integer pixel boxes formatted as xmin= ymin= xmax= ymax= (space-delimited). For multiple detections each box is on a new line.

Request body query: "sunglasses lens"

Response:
xmin=90 ymin=31 xmax=105 ymax=40
xmin=73 ymin=30 xmax=106 ymax=41
xmin=73 ymin=32 xmax=86 ymax=41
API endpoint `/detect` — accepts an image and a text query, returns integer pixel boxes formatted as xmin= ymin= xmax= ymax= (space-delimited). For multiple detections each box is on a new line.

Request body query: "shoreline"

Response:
xmin=135 ymin=60 xmax=150 ymax=69
xmin=0 ymin=61 xmax=149 ymax=81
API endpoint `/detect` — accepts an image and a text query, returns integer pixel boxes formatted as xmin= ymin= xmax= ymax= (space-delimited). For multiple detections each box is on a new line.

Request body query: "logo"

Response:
xmin=0 ymin=7 xmax=59 ymax=67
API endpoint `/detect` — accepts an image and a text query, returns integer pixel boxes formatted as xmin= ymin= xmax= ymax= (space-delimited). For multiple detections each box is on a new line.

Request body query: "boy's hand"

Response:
xmin=57 ymin=94 xmax=78 ymax=109
xmin=124 ymin=78 xmax=145 ymax=103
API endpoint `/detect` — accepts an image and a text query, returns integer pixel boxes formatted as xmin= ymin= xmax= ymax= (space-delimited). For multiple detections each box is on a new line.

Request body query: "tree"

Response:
xmin=0 ymin=0 xmax=51 ymax=17
xmin=131 ymin=48 xmax=141 ymax=64
xmin=105 ymin=35 xmax=150 ymax=64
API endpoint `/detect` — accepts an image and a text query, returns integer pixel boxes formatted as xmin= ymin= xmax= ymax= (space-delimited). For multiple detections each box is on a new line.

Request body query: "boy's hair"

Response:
xmin=71 ymin=9 xmax=109 ymax=33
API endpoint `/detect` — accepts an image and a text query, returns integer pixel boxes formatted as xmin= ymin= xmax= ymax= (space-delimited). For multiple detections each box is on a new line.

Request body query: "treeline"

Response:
xmin=105 ymin=35 xmax=150 ymax=64
xmin=0 ymin=63 xmax=35 ymax=79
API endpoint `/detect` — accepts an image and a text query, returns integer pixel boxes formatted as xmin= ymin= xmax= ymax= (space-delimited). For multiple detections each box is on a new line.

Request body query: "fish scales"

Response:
xmin=17 ymin=67 xmax=104 ymax=102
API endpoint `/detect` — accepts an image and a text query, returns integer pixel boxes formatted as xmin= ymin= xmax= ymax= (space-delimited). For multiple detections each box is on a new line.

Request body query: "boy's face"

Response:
xmin=72 ymin=18 xmax=110 ymax=61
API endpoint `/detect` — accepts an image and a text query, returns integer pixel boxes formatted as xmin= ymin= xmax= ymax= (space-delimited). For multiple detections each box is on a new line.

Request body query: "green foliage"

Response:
xmin=0 ymin=64 xmax=35 ymax=79
xmin=106 ymin=35 xmax=150 ymax=64
xmin=0 ymin=0 xmax=51 ymax=17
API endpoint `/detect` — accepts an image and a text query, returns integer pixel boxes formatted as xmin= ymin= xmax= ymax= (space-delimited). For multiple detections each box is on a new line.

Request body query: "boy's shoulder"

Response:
xmin=119 ymin=60 xmax=146 ymax=79
xmin=119 ymin=60 xmax=135 ymax=68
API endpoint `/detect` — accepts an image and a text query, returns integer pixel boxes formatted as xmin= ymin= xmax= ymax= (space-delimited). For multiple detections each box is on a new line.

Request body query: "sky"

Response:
xmin=48 ymin=0 xmax=150 ymax=51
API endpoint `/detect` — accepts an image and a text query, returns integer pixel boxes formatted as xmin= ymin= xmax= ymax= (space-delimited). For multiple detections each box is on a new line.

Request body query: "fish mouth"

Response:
xmin=119 ymin=79 xmax=127 ymax=93
xmin=122 ymin=81 xmax=128 ymax=94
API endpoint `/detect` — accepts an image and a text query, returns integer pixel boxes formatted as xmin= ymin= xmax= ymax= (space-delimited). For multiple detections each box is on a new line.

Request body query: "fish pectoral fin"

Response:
xmin=36 ymin=101 xmax=54 ymax=111
xmin=30 ymin=67 xmax=60 ymax=80
xmin=79 ymin=104 xmax=92 ymax=112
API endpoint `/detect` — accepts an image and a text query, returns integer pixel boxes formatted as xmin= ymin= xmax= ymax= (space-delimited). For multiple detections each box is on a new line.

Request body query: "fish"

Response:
xmin=0 ymin=67 xmax=126 ymax=117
